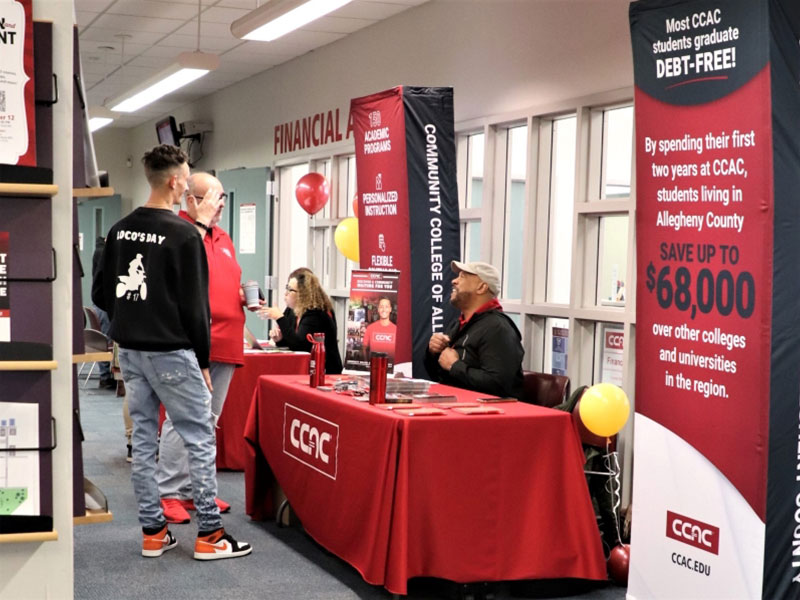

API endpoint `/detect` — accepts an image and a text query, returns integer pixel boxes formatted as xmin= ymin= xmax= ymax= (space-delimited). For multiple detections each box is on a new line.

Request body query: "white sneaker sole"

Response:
xmin=142 ymin=540 xmax=177 ymax=557
xmin=193 ymin=546 xmax=252 ymax=560
xmin=142 ymin=542 xmax=178 ymax=558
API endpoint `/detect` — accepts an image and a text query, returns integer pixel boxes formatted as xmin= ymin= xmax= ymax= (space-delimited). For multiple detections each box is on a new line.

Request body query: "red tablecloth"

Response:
xmin=215 ymin=351 xmax=309 ymax=470
xmin=244 ymin=375 xmax=607 ymax=594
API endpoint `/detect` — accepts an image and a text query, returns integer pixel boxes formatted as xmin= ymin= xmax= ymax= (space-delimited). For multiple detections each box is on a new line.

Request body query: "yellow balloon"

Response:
xmin=578 ymin=383 xmax=630 ymax=437
xmin=334 ymin=217 xmax=360 ymax=262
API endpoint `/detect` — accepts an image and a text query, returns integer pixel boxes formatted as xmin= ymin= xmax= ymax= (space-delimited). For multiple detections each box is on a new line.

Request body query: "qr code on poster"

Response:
xmin=0 ymin=90 xmax=5 ymax=113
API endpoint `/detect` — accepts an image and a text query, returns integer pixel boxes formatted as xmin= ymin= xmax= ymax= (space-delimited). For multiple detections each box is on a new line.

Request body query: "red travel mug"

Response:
xmin=369 ymin=352 xmax=388 ymax=404
xmin=307 ymin=333 xmax=326 ymax=387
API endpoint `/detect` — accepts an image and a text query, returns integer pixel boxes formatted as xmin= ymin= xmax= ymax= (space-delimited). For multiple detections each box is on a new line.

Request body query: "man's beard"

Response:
xmin=450 ymin=289 xmax=467 ymax=309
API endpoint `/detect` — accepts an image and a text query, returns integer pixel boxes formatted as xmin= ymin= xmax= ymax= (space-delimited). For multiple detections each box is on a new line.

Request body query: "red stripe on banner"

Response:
xmin=635 ymin=66 xmax=773 ymax=519
xmin=351 ymin=88 xmax=412 ymax=365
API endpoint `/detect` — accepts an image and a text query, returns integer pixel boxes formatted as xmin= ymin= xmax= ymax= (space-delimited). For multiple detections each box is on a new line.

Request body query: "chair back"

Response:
xmin=84 ymin=328 xmax=112 ymax=353
xmin=522 ymin=371 xmax=570 ymax=408
xmin=84 ymin=306 xmax=102 ymax=331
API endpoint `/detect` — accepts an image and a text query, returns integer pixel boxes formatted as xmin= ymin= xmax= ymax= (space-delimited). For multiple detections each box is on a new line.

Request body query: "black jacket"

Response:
xmin=424 ymin=308 xmax=524 ymax=400
xmin=276 ymin=307 xmax=343 ymax=374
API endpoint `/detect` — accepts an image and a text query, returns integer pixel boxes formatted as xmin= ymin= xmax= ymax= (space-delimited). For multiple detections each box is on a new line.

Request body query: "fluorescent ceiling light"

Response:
xmin=89 ymin=106 xmax=115 ymax=132
xmin=109 ymin=51 xmax=219 ymax=113
xmin=231 ymin=0 xmax=354 ymax=42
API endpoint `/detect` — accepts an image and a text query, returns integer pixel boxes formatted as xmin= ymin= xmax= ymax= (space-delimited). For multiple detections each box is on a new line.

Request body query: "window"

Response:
xmin=545 ymin=116 xmax=576 ymax=304
xmin=593 ymin=322 xmax=625 ymax=386
xmin=346 ymin=155 xmax=357 ymax=217
xmin=277 ymin=163 xmax=310 ymax=289
xmin=461 ymin=221 xmax=481 ymax=263
xmin=544 ymin=318 xmax=570 ymax=375
xmin=502 ymin=125 xmax=527 ymax=300
xmin=316 ymin=158 xmax=333 ymax=219
xmin=464 ymin=133 xmax=484 ymax=209
xmin=596 ymin=215 xmax=629 ymax=306
xmin=457 ymin=131 xmax=483 ymax=262
xmin=601 ymin=106 xmax=633 ymax=199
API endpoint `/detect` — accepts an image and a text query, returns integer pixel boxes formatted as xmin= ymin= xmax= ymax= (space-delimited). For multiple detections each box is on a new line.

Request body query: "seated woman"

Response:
xmin=260 ymin=267 xmax=343 ymax=374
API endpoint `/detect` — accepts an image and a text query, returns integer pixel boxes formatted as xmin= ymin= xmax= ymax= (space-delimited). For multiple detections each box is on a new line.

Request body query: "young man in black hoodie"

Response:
xmin=92 ymin=145 xmax=251 ymax=561
xmin=425 ymin=260 xmax=524 ymax=400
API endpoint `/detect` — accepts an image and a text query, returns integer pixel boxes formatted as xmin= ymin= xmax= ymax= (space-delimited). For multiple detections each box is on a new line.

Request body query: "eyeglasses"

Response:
xmin=187 ymin=192 xmax=227 ymax=201
xmin=285 ymin=286 xmax=298 ymax=293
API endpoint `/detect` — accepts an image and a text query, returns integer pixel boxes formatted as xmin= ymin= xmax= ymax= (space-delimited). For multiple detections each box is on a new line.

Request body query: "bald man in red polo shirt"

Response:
xmin=157 ymin=172 xmax=257 ymax=524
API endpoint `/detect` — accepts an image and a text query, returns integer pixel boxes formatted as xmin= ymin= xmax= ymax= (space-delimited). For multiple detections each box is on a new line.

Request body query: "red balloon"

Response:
xmin=352 ymin=193 xmax=359 ymax=217
xmin=295 ymin=172 xmax=330 ymax=215
xmin=607 ymin=544 xmax=630 ymax=586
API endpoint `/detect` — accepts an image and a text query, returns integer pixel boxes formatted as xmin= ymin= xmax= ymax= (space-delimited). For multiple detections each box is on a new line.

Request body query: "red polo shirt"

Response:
xmin=179 ymin=210 xmax=245 ymax=366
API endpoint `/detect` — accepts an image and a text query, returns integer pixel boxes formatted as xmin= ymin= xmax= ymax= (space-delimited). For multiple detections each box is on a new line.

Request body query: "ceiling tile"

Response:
xmin=104 ymin=0 xmax=191 ymax=19
xmin=200 ymin=6 xmax=251 ymax=23
xmin=76 ymin=10 xmax=100 ymax=27
xmin=77 ymin=0 xmax=117 ymax=11
xmin=91 ymin=14 xmax=185 ymax=34
xmin=80 ymin=27 xmax=167 ymax=46
xmin=158 ymin=34 xmax=241 ymax=52
xmin=173 ymin=20 xmax=236 ymax=38
xmin=79 ymin=40 xmax=151 ymax=56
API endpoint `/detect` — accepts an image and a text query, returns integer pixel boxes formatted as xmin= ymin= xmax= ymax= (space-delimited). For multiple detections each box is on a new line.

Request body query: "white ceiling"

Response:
xmin=76 ymin=0 xmax=429 ymax=129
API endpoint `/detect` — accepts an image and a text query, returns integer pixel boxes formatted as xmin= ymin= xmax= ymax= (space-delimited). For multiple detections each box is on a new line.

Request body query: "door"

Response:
xmin=77 ymin=194 xmax=122 ymax=308
xmin=216 ymin=167 xmax=272 ymax=339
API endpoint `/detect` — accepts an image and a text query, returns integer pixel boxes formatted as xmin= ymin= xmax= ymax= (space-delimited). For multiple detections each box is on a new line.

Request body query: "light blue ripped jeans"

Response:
xmin=118 ymin=348 xmax=221 ymax=532
xmin=157 ymin=361 xmax=235 ymax=500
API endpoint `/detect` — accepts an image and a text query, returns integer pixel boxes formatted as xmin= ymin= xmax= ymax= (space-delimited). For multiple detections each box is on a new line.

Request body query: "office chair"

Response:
xmin=78 ymin=306 xmax=112 ymax=387
xmin=521 ymin=370 xmax=570 ymax=407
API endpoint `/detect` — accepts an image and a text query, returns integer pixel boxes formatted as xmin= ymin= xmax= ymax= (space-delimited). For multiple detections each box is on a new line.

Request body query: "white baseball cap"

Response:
xmin=451 ymin=260 xmax=500 ymax=295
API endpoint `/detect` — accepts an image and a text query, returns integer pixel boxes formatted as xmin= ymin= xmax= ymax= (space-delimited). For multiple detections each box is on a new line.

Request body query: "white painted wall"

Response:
xmin=96 ymin=0 xmax=633 ymax=208
xmin=92 ymin=127 xmax=134 ymax=215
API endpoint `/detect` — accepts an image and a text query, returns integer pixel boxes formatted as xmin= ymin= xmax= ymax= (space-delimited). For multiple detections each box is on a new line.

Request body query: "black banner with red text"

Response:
xmin=350 ymin=87 xmax=459 ymax=377
xmin=629 ymin=0 xmax=800 ymax=598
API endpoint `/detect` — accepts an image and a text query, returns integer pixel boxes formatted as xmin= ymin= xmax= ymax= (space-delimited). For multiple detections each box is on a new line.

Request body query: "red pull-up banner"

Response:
xmin=629 ymin=0 xmax=800 ymax=598
xmin=350 ymin=87 xmax=460 ymax=377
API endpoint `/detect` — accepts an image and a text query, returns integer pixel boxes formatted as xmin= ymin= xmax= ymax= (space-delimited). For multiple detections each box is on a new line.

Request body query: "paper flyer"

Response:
xmin=0 ymin=401 xmax=39 ymax=516
xmin=344 ymin=269 xmax=399 ymax=372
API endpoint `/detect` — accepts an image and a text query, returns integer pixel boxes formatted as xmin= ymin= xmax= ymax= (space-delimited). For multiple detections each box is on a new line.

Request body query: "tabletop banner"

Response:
xmin=628 ymin=1 xmax=800 ymax=598
xmin=344 ymin=269 xmax=400 ymax=372
xmin=0 ymin=0 xmax=35 ymax=166
xmin=350 ymin=86 xmax=460 ymax=377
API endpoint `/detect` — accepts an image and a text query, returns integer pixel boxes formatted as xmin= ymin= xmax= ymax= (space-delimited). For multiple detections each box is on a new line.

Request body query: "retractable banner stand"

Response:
xmin=350 ymin=87 xmax=460 ymax=377
xmin=629 ymin=1 xmax=800 ymax=598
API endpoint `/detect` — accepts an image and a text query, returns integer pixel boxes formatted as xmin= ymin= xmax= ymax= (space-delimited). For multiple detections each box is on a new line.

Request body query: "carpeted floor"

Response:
xmin=74 ymin=384 xmax=627 ymax=600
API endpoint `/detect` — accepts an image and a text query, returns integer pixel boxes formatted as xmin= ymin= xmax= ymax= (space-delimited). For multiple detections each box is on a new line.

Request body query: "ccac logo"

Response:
xmin=605 ymin=331 xmax=624 ymax=350
xmin=283 ymin=403 xmax=339 ymax=479
xmin=666 ymin=511 xmax=719 ymax=555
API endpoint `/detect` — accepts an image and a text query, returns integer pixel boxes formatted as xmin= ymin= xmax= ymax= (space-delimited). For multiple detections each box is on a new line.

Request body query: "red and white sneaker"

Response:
xmin=142 ymin=526 xmax=177 ymax=558
xmin=161 ymin=498 xmax=191 ymax=524
xmin=178 ymin=497 xmax=231 ymax=513
xmin=194 ymin=528 xmax=252 ymax=561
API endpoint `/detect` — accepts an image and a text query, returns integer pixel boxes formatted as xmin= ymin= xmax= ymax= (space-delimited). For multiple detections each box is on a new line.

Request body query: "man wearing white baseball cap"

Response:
xmin=424 ymin=260 xmax=524 ymax=400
